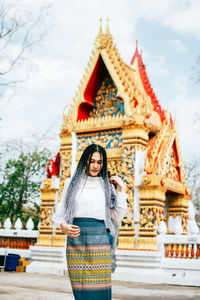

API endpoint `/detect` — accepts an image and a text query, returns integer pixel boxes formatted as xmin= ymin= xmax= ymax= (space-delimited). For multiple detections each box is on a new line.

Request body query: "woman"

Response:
xmin=53 ymin=144 xmax=127 ymax=300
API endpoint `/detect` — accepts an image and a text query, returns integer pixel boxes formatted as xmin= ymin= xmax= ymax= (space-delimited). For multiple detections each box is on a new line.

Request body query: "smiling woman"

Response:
xmin=53 ymin=144 xmax=127 ymax=300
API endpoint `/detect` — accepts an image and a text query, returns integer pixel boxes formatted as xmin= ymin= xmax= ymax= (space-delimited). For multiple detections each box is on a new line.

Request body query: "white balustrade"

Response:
xmin=14 ymin=217 xmax=22 ymax=230
xmin=4 ymin=218 xmax=12 ymax=230
xmin=157 ymin=220 xmax=167 ymax=235
xmin=26 ymin=218 xmax=34 ymax=231
xmin=158 ymin=233 xmax=200 ymax=259
xmin=0 ymin=217 xmax=39 ymax=238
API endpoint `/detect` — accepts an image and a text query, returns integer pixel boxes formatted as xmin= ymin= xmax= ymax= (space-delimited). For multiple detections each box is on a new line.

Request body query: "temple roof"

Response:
xmin=61 ymin=20 xmax=165 ymax=134
xmin=130 ymin=42 xmax=165 ymax=122
xmin=145 ymin=111 xmax=186 ymax=184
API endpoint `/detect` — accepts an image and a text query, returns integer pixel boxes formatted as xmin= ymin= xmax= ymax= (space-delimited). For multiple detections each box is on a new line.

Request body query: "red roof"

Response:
xmin=131 ymin=42 xmax=165 ymax=121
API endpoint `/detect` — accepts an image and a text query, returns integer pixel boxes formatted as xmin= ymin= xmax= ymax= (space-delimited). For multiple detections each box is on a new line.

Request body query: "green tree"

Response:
xmin=0 ymin=147 xmax=51 ymax=227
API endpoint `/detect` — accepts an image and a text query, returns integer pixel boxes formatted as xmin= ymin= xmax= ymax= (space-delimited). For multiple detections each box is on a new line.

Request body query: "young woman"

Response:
xmin=53 ymin=144 xmax=127 ymax=300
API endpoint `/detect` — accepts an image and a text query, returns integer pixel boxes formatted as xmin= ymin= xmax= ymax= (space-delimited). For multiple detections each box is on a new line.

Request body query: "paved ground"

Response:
xmin=0 ymin=271 xmax=200 ymax=300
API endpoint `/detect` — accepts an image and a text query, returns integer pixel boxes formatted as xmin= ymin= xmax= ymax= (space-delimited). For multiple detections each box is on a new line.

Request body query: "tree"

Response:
xmin=0 ymin=146 xmax=51 ymax=227
xmin=193 ymin=54 xmax=200 ymax=84
xmin=0 ymin=0 xmax=51 ymax=97
xmin=186 ymin=156 xmax=200 ymax=225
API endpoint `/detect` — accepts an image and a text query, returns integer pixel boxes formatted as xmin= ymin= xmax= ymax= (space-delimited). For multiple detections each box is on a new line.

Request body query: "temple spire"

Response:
xmin=94 ymin=18 xmax=105 ymax=51
xmin=99 ymin=18 xmax=103 ymax=35
xmin=106 ymin=18 xmax=110 ymax=34
xmin=94 ymin=18 xmax=113 ymax=51
xmin=105 ymin=18 xmax=113 ymax=47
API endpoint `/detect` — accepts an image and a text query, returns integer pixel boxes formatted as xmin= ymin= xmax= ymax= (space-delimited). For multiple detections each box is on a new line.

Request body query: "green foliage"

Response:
xmin=0 ymin=147 xmax=51 ymax=226
xmin=21 ymin=204 xmax=41 ymax=230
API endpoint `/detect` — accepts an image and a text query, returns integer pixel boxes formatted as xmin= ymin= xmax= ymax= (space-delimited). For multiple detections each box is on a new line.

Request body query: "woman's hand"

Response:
xmin=109 ymin=175 xmax=126 ymax=193
xmin=60 ymin=223 xmax=80 ymax=238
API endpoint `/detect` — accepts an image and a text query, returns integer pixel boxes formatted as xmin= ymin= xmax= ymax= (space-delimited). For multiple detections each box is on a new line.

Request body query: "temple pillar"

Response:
xmin=137 ymin=184 xmax=166 ymax=250
xmin=118 ymin=121 xmax=149 ymax=250
xmin=167 ymin=194 xmax=190 ymax=234
xmin=37 ymin=178 xmax=62 ymax=246
xmin=59 ymin=132 xmax=72 ymax=199
xmin=52 ymin=132 xmax=73 ymax=246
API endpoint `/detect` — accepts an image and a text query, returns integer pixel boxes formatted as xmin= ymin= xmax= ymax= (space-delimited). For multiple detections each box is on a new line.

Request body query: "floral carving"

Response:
xmin=89 ymin=74 xmax=124 ymax=119
xmin=58 ymin=151 xmax=71 ymax=201
xmin=40 ymin=207 xmax=54 ymax=229
xmin=107 ymin=160 xmax=122 ymax=177
xmin=77 ymin=131 xmax=122 ymax=152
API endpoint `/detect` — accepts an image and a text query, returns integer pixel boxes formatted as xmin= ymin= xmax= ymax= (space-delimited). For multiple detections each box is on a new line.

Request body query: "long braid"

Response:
xmin=62 ymin=144 xmax=117 ymax=230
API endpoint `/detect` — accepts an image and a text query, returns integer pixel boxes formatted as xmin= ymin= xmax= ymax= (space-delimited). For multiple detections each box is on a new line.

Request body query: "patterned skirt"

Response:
xmin=66 ymin=218 xmax=112 ymax=300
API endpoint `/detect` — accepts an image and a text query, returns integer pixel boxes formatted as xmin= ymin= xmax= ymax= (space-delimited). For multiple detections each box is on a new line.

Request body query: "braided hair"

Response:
xmin=62 ymin=144 xmax=117 ymax=230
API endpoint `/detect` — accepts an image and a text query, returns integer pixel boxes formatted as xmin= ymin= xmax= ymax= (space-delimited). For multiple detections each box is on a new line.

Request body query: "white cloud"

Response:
xmin=174 ymin=75 xmax=188 ymax=93
xmin=169 ymin=84 xmax=200 ymax=162
xmin=176 ymin=99 xmax=200 ymax=162
xmin=147 ymin=55 xmax=169 ymax=76
xmin=128 ymin=0 xmax=200 ymax=40
xmin=170 ymin=39 xmax=188 ymax=53
xmin=163 ymin=0 xmax=200 ymax=39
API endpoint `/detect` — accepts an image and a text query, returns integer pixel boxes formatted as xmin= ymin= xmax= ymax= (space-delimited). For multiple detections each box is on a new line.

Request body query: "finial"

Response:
xmin=94 ymin=18 xmax=106 ymax=51
xmin=99 ymin=18 xmax=103 ymax=34
xmin=106 ymin=18 xmax=110 ymax=33
xmin=105 ymin=17 xmax=113 ymax=47
xmin=130 ymin=40 xmax=139 ymax=65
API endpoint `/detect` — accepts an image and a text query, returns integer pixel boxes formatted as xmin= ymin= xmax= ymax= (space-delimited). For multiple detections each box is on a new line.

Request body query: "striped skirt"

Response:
xmin=66 ymin=218 xmax=112 ymax=300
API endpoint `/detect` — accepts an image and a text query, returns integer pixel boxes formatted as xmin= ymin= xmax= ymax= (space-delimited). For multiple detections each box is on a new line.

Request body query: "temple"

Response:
xmin=38 ymin=20 xmax=191 ymax=249
xmin=31 ymin=20 xmax=200 ymax=284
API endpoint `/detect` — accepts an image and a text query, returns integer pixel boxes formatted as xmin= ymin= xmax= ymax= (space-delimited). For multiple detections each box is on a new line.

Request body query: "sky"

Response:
xmin=0 ymin=0 xmax=200 ymax=163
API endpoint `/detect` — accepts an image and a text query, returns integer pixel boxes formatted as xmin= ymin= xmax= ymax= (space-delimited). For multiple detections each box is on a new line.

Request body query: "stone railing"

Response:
xmin=0 ymin=217 xmax=39 ymax=252
xmin=158 ymin=234 xmax=200 ymax=259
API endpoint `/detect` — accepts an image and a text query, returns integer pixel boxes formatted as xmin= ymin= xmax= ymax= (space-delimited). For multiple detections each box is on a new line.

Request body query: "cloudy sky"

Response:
xmin=0 ymin=0 xmax=200 ymax=162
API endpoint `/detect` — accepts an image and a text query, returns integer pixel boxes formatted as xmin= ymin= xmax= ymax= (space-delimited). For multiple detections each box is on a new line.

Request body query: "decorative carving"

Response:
xmin=134 ymin=90 xmax=153 ymax=117
xmin=121 ymin=145 xmax=135 ymax=229
xmin=40 ymin=207 xmax=54 ymax=229
xmin=94 ymin=19 xmax=107 ymax=51
xmin=89 ymin=74 xmax=124 ymax=119
xmin=142 ymin=176 xmax=151 ymax=185
xmin=146 ymin=112 xmax=171 ymax=174
xmin=161 ymin=177 xmax=185 ymax=194
xmin=43 ymin=179 xmax=52 ymax=189
xmin=58 ymin=151 xmax=71 ymax=201
xmin=77 ymin=130 xmax=122 ymax=152
xmin=140 ymin=207 xmax=164 ymax=230
xmin=185 ymin=186 xmax=191 ymax=196
xmin=107 ymin=160 xmax=122 ymax=177
xmin=182 ymin=213 xmax=188 ymax=233
xmin=165 ymin=148 xmax=179 ymax=181
xmin=61 ymin=106 xmax=73 ymax=133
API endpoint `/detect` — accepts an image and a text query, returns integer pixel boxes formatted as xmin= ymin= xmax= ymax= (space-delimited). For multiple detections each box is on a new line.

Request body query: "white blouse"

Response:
xmin=53 ymin=175 xmax=127 ymax=228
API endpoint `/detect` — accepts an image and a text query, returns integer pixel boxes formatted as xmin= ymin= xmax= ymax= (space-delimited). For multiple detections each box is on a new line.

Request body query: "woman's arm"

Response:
xmin=109 ymin=175 xmax=126 ymax=193
xmin=52 ymin=178 xmax=80 ymax=238
xmin=52 ymin=178 xmax=70 ymax=228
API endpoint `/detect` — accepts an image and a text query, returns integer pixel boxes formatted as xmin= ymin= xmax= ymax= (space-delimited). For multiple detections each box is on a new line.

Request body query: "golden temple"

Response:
xmin=37 ymin=20 xmax=191 ymax=251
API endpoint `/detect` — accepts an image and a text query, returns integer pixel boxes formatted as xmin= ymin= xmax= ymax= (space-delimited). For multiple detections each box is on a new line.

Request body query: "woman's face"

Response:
xmin=88 ymin=151 xmax=103 ymax=177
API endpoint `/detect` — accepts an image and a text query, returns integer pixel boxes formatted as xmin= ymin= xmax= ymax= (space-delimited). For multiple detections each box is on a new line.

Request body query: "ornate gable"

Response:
xmin=61 ymin=20 xmax=159 ymax=135
xmin=146 ymin=112 xmax=186 ymax=184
